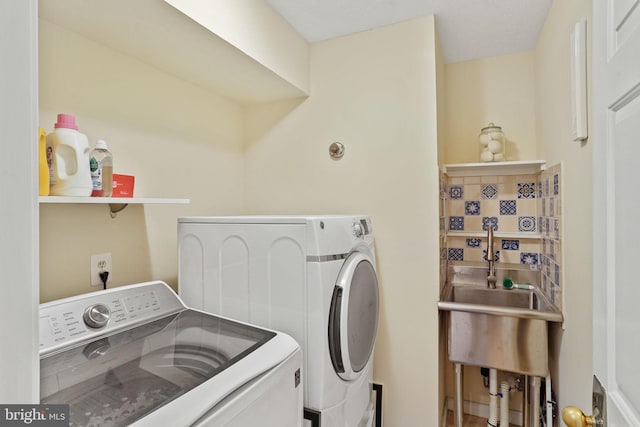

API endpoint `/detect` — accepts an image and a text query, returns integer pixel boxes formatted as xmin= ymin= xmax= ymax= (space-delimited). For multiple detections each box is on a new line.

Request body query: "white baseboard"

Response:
xmin=445 ymin=397 xmax=523 ymax=426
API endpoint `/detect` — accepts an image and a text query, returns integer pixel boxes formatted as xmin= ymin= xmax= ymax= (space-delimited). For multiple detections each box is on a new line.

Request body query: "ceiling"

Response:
xmin=265 ymin=0 xmax=552 ymax=64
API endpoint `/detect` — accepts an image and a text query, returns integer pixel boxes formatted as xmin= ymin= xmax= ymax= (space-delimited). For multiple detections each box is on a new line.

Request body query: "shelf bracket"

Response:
xmin=108 ymin=203 xmax=128 ymax=218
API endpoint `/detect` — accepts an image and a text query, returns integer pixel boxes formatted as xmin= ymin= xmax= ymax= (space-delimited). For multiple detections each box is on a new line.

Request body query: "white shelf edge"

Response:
xmin=39 ymin=196 xmax=190 ymax=205
xmin=442 ymin=160 xmax=546 ymax=177
xmin=446 ymin=231 xmax=542 ymax=239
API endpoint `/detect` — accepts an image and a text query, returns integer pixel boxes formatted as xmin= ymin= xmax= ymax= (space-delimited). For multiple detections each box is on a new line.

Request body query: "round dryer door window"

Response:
xmin=328 ymin=251 xmax=379 ymax=381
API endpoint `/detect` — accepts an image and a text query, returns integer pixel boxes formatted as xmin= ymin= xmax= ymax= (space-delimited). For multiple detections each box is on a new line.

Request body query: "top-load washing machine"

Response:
xmin=178 ymin=215 xmax=380 ymax=426
xmin=39 ymin=281 xmax=303 ymax=427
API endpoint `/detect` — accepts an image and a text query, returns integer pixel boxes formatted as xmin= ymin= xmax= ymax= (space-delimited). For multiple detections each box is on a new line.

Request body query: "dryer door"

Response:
xmin=328 ymin=251 xmax=379 ymax=381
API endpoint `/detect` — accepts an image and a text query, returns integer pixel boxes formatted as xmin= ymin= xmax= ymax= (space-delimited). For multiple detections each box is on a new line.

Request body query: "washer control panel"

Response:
xmin=83 ymin=304 xmax=111 ymax=328
xmin=39 ymin=281 xmax=184 ymax=355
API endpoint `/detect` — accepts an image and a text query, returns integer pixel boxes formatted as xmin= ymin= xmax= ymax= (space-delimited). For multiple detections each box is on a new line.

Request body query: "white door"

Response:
xmin=592 ymin=0 xmax=640 ymax=424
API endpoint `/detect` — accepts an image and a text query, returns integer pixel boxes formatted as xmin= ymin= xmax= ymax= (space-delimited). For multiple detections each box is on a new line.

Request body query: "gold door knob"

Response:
xmin=562 ymin=406 xmax=596 ymax=427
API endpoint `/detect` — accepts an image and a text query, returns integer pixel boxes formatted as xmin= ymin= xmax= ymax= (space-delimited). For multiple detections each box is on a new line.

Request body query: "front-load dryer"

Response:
xmin=178 ymin=215 xmax=380 ymax=426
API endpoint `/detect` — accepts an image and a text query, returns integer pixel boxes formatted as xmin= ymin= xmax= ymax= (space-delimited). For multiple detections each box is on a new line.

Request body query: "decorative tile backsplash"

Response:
xmin=539 ymin=163 xmax=563 ymax=308
xmin=444 ymin=173 xmax=541 ymax=266
xmin=440 ymin=164 xmax=563 ymax=311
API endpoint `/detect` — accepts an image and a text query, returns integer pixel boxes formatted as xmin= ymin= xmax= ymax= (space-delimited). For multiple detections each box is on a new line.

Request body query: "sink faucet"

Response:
xmin=485 ymin=226 xmax=497 ymax=288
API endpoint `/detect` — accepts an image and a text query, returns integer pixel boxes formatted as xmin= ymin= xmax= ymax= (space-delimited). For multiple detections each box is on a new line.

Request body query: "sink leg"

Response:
xmin=523 ymin=376 xmax=530 ymax=427
xmin=454 ymin=363 xmax=463 ymax=427
xmin=531 ymin=376 xmax=541 ymax=427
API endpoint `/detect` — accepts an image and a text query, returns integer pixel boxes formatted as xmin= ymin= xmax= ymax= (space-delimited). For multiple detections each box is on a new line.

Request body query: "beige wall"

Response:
xmin=534 ymin=0 xmax=593 ymax=414
xmin=39 ymin=21 xmax=246 ymax=302
xmin=445 ymin=51 xmax=538 ymax=163
xmin=164 ymin=0 xmax=309 ymax=94
xmin=244 ymin=17 xmax=442 ymax=426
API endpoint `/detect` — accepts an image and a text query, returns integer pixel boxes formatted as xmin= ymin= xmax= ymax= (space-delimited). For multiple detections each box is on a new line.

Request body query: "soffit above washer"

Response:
xmin=265 ymin=0 xmax=552 ymax=64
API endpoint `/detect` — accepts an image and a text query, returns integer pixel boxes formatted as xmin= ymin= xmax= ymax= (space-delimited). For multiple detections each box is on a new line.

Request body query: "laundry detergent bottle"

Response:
xmin=46 ymin=113 xmax=92 ymax=196
xmin=39 ymin=128 xmax=49 ymax=196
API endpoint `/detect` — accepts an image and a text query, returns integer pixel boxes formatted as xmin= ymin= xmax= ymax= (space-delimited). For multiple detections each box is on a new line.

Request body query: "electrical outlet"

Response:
xmin=91 ymin=253 xmax=112 ymax=287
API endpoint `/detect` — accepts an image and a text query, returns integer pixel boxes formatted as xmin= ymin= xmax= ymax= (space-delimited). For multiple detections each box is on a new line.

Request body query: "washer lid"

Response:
xmin=328 ymin=252 xmax=379 ymax=381
xmin=40 ymin=309 xmax=276 ymax=427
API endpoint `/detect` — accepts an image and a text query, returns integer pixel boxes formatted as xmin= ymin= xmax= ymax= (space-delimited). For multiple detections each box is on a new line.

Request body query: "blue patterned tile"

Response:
xmin=482 ymin=250 xmax=500 ymax=262
xmin=545 ymin=178 xmax=550 ymax=197
xmin=545 ymin=257 xmax=551 ymax=277
xmin=538 ymin=178 xmax=543 ymax=198
xmin=501 ymin=239 xmax=520 ymax=250
xmin=555 ymin=264 xmax=560 ymax=285
xmin=550 ymin=240 xmax=555 ymax=260
xmin=448 ymin=248 xmax=464 ymax=261
xmin=465 ymin=200 xmax=481 ymax=215
xmin=518 ymin=216 xmax=536 ymax=232
xmin=499 ymin=200 xmax=517 ymax=215
xmin=517 ymin=183 xmax=536 ymax=199
xmin=466 ymin=238 xmax=482 ymax=248
xmin=554 ymin=219 xmax=560 ymax=240
xmin=482 ymin=216 xmax=499 ymax=231
xmin=554 ymin=174 xmax=559 ymax=195
xmin=520 ymin=252 xmax=539 ymax=266
xmin=545 ymin=218 xmax=550 ymax=236
xmin=449 ymin=186 xmax=463 ymax=199
xmin=449 ymin=216 xmax=464 ymax=231
xmin=542 ymin=198 xmax=546 ymax=216
xmin=481 ymin=184 xmax=498 ymax=199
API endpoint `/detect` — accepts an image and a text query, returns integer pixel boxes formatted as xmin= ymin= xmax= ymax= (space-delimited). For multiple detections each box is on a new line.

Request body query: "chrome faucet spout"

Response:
xmin=485 ymin=226 xmax=497 ymax=288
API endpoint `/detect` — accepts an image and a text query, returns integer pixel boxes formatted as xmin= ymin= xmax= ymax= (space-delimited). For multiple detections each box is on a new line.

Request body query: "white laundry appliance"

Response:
xmin=178 ymin=215 xmax=380 ymax=427
xmin=39 ymin=281 xmax=302 ymax=427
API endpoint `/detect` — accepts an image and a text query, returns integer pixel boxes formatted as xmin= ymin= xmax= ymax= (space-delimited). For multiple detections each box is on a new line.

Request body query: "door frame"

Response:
xmin=0 ymin=0 xmax=40 ymax=403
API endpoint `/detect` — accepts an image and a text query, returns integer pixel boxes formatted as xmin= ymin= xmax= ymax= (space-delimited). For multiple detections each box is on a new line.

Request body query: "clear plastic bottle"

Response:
xmin=90 ymin=140 xmax=113 ymax=197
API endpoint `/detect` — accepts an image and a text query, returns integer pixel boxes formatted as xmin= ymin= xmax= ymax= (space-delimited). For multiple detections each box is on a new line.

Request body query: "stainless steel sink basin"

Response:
xmin=439 ymin=283 xmax=562 ymax=322
xmin=438 ymin=265 xmax=562 ymax=377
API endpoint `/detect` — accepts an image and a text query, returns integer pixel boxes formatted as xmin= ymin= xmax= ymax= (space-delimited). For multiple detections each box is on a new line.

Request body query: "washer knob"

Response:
xmin=83 ymin=304 xmax=110 ymax=329
xmin=353 ymin=222 xmax=364 ymax=238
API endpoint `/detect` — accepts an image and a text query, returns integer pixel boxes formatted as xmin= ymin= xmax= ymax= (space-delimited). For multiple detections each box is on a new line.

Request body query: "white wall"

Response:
xmin=39 ymin=21 xmax=246 ymax=302
xmin=534 ymin=0 xmax=593 ymax=414
xmin=244 ymin=16 xmax=442 ymax=426
xmin=0 ymin=0 xmax=39 ymax=403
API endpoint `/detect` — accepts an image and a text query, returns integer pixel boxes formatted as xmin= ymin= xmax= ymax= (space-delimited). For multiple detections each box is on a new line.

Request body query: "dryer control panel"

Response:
xmin=39 ymin=281 xmax=184 ymax=355
xmin=353 ymin=218 xmax=373 ymax=238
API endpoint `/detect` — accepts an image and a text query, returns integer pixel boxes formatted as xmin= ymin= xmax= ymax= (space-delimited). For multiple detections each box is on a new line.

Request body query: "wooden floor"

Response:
xmin=445 ymin=411 xmax=516 ymax=427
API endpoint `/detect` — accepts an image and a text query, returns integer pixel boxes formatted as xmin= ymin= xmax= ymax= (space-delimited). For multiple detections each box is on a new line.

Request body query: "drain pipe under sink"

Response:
xmin=488 ymin=369 xmax=499 ymax=427
xmin=500 ymin=381 xmax=510 ymax=427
